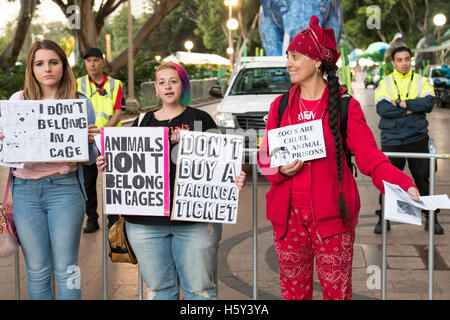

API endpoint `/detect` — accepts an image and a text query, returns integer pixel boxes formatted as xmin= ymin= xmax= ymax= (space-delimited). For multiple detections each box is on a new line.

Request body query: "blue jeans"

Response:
xmin=12 ymin=173 xmax=85 ymax=300
xmin=126 ymin=221 xmax=222 ymax=300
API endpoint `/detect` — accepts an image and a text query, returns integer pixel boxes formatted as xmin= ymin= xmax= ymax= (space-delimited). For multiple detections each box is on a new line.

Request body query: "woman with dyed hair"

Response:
xmin=97 ymin=62 xmax=246 ymax=299
xmin=1 ymin=39 xmax=99 ymax=299
xmin=258 ymin=16 xmax=420 ymax=300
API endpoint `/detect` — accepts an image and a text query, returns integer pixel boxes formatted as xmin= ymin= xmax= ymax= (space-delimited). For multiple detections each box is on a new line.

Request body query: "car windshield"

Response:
xmin=229 ymin=67 xmax=292 ymax=95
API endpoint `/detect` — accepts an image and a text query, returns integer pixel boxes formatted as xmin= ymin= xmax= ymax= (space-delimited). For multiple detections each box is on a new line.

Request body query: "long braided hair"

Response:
xmin=320 ymin=60 xmax=350 ymax=225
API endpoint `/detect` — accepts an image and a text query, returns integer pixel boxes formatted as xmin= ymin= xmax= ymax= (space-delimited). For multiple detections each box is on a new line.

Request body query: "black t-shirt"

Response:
xmin=125 ymin=106 xmax=218 ymax=226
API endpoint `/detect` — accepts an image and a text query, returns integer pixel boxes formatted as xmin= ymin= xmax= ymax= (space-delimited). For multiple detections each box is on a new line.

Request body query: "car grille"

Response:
xmin=236 ymin=112 xmax=268 ymax=131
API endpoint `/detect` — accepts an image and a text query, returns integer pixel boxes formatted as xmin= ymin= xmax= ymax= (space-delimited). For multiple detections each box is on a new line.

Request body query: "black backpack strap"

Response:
xmin=277 ymin=92 xmax=290 ymax=126
xmin=338 ymin=93 xmax=352 ymax=151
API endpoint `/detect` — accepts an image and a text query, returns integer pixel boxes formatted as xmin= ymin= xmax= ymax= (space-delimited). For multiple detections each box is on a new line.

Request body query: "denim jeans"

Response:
xmin=12 ymin=172 xmax=85 ymax=300
xmin=126 ymin=221 xmax=222 ymax=300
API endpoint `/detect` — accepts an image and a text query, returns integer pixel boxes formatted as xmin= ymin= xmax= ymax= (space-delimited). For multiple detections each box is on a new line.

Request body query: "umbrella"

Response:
xmin=357 ymin=42 xmax=389 ymax=62
xmin=349 ymin=48 xmax=363 ymax=62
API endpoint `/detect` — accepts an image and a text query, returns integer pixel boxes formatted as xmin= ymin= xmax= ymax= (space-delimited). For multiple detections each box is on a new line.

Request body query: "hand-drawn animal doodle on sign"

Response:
xmin=4 ymin=107 xmax=39 ymax=158
xmin=259 ymin=0 xmax=343 ymax=56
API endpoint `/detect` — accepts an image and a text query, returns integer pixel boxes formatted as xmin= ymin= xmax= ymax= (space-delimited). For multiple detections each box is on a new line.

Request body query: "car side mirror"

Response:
xmin=209 ymin=86 xmax=223 ymax=98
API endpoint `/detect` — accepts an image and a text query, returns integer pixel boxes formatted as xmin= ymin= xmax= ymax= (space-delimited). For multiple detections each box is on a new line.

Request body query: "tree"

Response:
xmin=52 ymin=0 xmax=184 ymax=76
xmin=141 ymin=1 xmax=208 ymax=58
xmin=234 ymin=1 xmax=261 ymax=60
xmin=0 ymin=0 xmax=39 ymax=69
xmin=341 ymin=0 xmax=450 ymax=50
xmin=194 ymin=0 xmax=228 ymax=57
xmin=99 ymin=5 xmax=141 ymax=60
xmin=193 ymin=0 xmax=261 ymax=61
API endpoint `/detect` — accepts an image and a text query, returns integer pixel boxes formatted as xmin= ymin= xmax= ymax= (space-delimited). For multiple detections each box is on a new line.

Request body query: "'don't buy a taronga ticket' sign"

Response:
xmin=172 ymin=131 xmax=244 ymax=224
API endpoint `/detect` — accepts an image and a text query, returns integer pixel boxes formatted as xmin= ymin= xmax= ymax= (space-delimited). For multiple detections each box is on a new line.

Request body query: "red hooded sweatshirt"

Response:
xmin=258 ymin=84 xmax=416 ymax=240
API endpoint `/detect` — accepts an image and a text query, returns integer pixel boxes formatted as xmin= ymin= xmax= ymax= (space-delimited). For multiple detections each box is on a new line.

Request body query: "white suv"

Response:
xmin=210 ymin=56 xmax=291 ymax=149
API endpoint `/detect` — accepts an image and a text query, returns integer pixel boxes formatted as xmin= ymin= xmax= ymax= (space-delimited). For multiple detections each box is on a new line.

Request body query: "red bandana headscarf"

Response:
xmin=286 ymin=15 xmax=340 ymax=69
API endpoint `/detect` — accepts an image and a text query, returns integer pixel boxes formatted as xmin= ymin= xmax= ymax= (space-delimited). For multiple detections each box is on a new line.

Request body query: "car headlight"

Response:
xmin=215 ymin=112 xmax=236 ymax=128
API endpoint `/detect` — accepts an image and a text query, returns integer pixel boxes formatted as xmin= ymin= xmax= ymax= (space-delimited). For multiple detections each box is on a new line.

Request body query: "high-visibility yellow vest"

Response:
xmin=76 ymin=75 xmax=122 ymax=128
xmin=375 ymin=68 xmax=434 ymax=105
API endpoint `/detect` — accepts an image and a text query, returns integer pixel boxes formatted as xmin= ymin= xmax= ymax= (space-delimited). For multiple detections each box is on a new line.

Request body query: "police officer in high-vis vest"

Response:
xmin=374 ymin=45 xmax=443 ymax=235
xmin=77 ymin=48 xmax=124 ymax=233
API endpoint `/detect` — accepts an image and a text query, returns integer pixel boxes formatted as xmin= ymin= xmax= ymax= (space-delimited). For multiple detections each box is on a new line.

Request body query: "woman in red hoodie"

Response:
xmin=257 ymin=16 xmax=420 ymax=300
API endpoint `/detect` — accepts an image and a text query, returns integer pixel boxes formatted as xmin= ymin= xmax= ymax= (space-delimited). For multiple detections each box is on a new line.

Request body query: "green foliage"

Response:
xmin=0 ymin=36 xmax=9 ymax=52
xmin=141 ymin=1 xmax=208 ymax=58
xmin=193 ymin=0 xmax=228 ymax=56
xmin=193 ymin=0 xmax=261 ymax=57
xmin=111 ymin=52 xmax=158 ymax=105
xmin=341 ymin=0 xmax=450 ymax=50
xmin=72 ymin=58 xmax=87 ymax=79
xmin=99 ymin=6 xmax=141 ymax=60
xmin=0 ymin=60 xmax=26 ymax=100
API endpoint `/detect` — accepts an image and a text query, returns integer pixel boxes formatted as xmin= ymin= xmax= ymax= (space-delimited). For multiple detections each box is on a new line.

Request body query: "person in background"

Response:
xmin=1 ymin=39 xmax=99 ymax=299
xmin=77 ymin=47 xmax=125 ymax=233
xmin=258 ymin=16 xmax=420 ymax=300
xmin=374 ymin=45 xmax=442 ymax=235
xmin=96 ymin=62 xmax=246 ymax=300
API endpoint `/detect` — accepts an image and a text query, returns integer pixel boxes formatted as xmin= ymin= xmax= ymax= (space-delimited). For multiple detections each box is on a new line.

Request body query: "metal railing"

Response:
xmin=381 ymin=151 xmax=450 ymax=301
xmin=9 ymin=150 xmax=449 ymax=300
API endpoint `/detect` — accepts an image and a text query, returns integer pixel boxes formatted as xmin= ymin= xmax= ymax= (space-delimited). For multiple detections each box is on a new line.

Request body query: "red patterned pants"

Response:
xmin=273 ymin=198 xmax=355 ymax=300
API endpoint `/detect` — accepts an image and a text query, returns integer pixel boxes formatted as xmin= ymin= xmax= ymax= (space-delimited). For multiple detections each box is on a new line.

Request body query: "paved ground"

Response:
xmin=1 ymin=75 xmax=449 ymax=300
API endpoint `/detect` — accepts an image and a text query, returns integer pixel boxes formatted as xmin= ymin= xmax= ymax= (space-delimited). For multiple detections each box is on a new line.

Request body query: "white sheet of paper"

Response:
xmin=420 ymin=194 xmax=450 ymax=210
xmin=383 ymin=181 xmax=450 ymax=225
xmin=268 ymin=120 xmax=326 ymax=168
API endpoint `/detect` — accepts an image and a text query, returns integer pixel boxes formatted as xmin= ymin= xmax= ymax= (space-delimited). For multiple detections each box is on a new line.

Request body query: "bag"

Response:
xmin=0 ymin=169 xmax=19 ymax=257
xmin=277 ymin=90 xmax=358 ymax=177
xmin=108 ymin=216 xmax=138 ymax=264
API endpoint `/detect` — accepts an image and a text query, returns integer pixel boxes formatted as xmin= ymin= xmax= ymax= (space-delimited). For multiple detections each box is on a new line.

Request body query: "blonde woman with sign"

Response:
xmin=0 ymin=40 xmax=99 ymax=300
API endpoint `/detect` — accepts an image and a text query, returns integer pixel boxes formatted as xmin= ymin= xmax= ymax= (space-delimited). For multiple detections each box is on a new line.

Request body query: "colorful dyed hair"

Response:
xmin=156 ymin=62 xmax=191 ymax=106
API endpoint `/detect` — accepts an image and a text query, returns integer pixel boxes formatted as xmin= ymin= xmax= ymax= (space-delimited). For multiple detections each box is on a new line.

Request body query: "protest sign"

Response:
xmin=267 ymin=119 xmax=326 ymax=167
xmin=172 ymin=131 xmax=244 ymax=224
xmin=0 ymin=99 xmax=89 ymax=162
xmin=101 ymin=127 xmax=169 ymax=216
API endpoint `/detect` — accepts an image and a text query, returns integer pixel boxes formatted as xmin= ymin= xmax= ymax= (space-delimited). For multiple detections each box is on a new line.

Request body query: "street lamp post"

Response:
xmin=126 ymin=0 xmax=139 ymax=111
xmin=433 ymin=13 xmax=447 ymax=64
xmin=184 ymin=40 xmax=194 ymax=53
xmin=224 ymin=0 xmax=238 ymax=64
xmin=434 ymin=13 xmax=447 ymax=42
